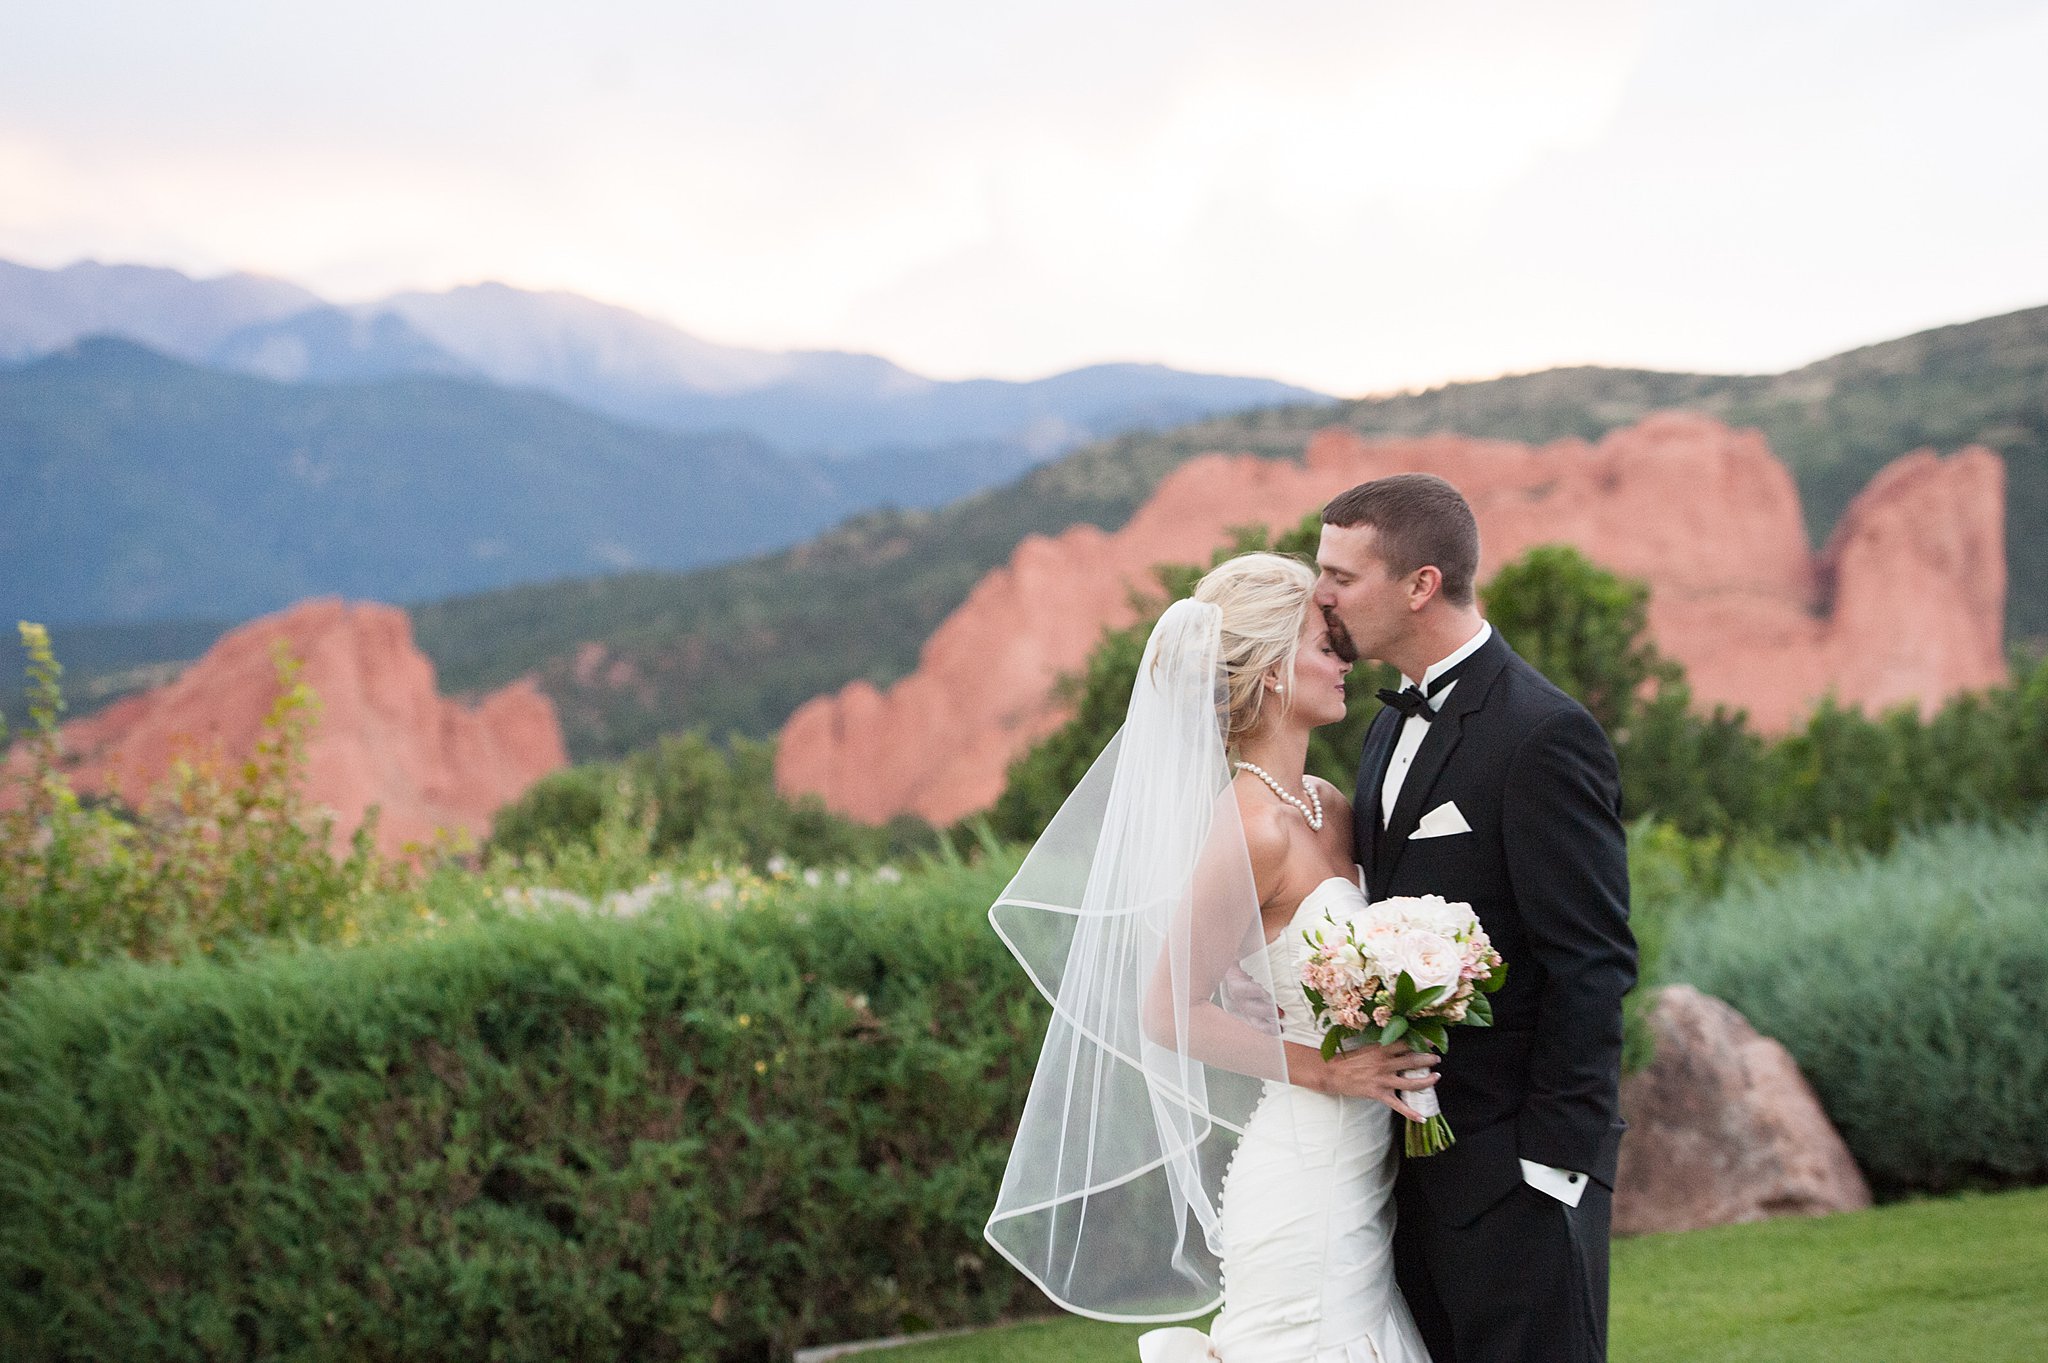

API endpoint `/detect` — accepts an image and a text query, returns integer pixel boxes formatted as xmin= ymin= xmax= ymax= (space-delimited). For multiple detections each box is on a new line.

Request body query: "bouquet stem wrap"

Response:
xmin=1399 ymin=1069 xmax=1452 ymax=1156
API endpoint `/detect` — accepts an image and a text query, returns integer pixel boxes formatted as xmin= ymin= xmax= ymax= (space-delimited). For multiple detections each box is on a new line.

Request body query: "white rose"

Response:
xmin=1384 ymin=929 xmax=1463 ymax=993
xmin=1355 ymin=914 xmax=1406 ymax=948
xmin=1397 ymin=894 xmax=1479 ymax=939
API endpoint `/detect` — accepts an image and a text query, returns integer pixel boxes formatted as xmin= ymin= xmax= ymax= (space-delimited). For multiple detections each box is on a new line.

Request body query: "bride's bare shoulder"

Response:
xmin=1231 ymin=779 xmax=1296 ymax=876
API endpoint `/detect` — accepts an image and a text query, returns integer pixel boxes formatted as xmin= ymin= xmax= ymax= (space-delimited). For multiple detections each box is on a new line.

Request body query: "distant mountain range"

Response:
xmin=2 ymin=258 xmax=1322 ymax=450
xmin=0 ymin=259 xmax=320 ymax=361
xmin=1 ymin=258 xmax=1326 ymax=629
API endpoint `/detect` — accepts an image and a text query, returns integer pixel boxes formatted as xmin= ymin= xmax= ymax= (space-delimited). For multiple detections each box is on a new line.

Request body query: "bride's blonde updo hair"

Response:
xmin=1190 ymin=552 xmax=1318 ymax=750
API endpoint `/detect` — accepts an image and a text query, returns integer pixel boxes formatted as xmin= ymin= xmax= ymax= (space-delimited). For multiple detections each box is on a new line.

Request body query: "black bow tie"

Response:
xmin=1377 ymin=684 xmax=1435 ymax=721
xmin=1376 ymin=657 xmax=1472 ymax=723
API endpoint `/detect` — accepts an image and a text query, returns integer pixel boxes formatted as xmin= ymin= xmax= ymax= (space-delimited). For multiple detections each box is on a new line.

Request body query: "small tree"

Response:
xmin=1479 ymin=544 xmax=1675 ymax=738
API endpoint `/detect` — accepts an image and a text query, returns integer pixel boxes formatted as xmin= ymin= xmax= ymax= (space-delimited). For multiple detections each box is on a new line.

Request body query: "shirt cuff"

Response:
xmin=1519 ymin=1158 xmax=1590 ymax=1208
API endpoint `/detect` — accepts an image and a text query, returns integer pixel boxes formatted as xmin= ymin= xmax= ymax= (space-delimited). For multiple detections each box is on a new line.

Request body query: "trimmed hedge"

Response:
xmin=0 ymin=859 xmax=1036 ymax=1362
xmin=1665 ymin=818 xmax=2048 ymax=1197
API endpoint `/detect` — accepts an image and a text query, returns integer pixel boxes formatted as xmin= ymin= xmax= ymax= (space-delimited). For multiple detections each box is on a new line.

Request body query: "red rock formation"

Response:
xmin=28 ymin=598 xmax=566 ymax=856
xmin=778 ymin=413 xmax=2006 ymax=825
xmin=1615 ymin=985 xmax=1871 ymax=1234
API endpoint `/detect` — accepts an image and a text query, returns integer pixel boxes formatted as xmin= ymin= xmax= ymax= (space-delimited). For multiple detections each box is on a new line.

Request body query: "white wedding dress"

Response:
xmin=1139 ymin=876 xmax=1432 ymax=1363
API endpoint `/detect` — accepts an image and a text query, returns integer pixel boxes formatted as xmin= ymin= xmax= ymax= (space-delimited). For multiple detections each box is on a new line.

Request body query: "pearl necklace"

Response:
xmin=1234 ymin=761 xmax=1324 ymax=831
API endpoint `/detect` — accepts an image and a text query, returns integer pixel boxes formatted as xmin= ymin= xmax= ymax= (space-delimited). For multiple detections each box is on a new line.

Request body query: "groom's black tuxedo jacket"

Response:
xmin=1355 ymin=629 xmax=1636 ymax=1228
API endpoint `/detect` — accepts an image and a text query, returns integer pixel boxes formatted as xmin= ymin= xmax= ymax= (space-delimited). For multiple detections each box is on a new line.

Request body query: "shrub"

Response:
xmin=1754 ymin=665 xmax=2048 ymax=848
xmin=0 ymin=857 xmax=1040 ymax=1363
xmin=0 ymin=625 xmax=408 ymax=979
xmin=490 ymin=732 xmax=938 ymax=871
xmin=1616 ymin=817 xmax=1796 ymax=1072
xmin=1663 ymin=818 xmax=2048 ymax=1196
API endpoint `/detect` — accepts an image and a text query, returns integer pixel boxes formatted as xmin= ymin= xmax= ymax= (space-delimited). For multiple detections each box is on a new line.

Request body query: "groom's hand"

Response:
xmin=1318 ymin=1043 xmax=1440 ymax=1122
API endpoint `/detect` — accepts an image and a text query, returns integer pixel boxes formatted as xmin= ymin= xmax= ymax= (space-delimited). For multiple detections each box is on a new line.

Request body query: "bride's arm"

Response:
xmin=1141 ymin=800 xmax=1437 ymax=1113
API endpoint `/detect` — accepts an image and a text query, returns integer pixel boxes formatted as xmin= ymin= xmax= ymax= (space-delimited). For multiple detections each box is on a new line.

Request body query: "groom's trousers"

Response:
xmin=1393 ymin=1171 xmax=1612 ymax=1363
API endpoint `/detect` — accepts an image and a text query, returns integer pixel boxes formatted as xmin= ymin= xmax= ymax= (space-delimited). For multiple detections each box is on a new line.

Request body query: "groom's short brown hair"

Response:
xmin=1322 ymin=473 xmax=1480 ymax=606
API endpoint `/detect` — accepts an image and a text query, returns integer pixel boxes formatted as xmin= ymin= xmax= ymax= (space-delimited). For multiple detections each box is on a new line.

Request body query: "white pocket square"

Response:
xmin=1410 ymin=800 xmax=1472 ymax=840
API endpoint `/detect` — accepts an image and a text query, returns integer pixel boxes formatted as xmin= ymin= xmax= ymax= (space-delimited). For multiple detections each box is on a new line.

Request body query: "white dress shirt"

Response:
xmin=1380 ymin=622 xmax=1491 ymax=828
xmin=1377 ymin=621 xmax=1589 ymax=1209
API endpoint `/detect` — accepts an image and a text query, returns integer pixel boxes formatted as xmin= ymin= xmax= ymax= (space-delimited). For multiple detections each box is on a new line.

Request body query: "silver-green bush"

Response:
xmin=1664 ymin=818 xmax=2048 ymax=1196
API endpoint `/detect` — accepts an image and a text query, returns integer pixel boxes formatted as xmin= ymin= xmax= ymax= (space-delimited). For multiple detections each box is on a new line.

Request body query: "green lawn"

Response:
xmin=879 ymin=1187 xmax=2048 ymax=1363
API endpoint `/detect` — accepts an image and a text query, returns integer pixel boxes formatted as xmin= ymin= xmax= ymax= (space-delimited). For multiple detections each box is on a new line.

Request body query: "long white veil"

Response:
xmin=984 ymin=598 xmax=1290 ymax=1322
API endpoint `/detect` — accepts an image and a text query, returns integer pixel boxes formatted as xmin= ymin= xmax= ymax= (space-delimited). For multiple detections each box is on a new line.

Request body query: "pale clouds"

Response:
xmin=1 ymin=0 xmax=2042 ymax=394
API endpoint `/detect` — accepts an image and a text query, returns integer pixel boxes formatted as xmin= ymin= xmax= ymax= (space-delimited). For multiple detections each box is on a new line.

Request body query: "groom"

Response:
xmin=1313 ymin=474 xmax=1636 ymax=1363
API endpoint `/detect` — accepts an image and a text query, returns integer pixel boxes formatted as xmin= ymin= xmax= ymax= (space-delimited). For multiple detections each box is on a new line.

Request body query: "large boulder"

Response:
xmin=1614 ymin=984 xmax=1871 ymax=1234
xmin=777 ymin=412 xmax=2006 ymax=826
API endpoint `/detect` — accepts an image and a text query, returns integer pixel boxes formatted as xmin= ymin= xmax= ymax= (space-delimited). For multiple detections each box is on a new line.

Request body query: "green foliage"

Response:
xmin=0 ymin=857 xmax=1040 ymax=1363
xmin=1664 ymin=819 xmax=2048 ymax=1196
xmin=1480 ymin=544 xmax=1677 ymax=737
xmin=0 ymin=618 xmax=227 ymax=735
xmin=1756 ymin=671 xmax=2048 ymax=847
xmin=489 ymin=732 xmax=938 ymax=874
xmin=1609 ymin=684 xmax=1767 ymax=836
xmin=0 ymin=624 xmax=409 ymax=979
xmin=1602 ymin=650 xmax=2048 ymax=850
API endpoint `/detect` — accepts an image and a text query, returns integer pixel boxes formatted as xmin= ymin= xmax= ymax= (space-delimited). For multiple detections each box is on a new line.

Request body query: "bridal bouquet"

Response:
xmin=1300 ymin=895 xmax=1507 ymax=1156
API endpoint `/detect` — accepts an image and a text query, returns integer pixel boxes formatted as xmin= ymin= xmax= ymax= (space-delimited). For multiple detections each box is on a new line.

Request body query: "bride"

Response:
xmin=985 ymin=553 xmax=1435 ymax=1362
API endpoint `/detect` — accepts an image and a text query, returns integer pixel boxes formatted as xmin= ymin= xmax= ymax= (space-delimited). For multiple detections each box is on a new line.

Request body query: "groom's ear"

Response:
xmin=1407 ymin=565 xmax=1444 ymax=611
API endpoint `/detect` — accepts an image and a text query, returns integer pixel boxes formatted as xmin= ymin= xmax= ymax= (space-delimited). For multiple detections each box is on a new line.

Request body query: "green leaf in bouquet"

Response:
xmin=1393 ymin=971 xmax=1418 ymax=1013
xmin=1381 ymin=1015 xmax=1410 ymax=1046
xmin=1481 ymin=961 xmax=1508 ymax=993
xmin=1409 ymin=1018 xmax=1448 ymax=1050
xmin=1413 ymin=983 xmax=1451 ymax=1011
xmin=1466 ymin=993 xmax=1494 ymax=1027
xmin=1321 ymin=1030 xmax=1342 ymax=1061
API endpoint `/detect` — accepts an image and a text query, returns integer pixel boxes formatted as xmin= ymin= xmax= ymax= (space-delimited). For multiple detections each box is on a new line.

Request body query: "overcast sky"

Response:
xmin=3 ymin=0 xmax=2044 ymax=394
